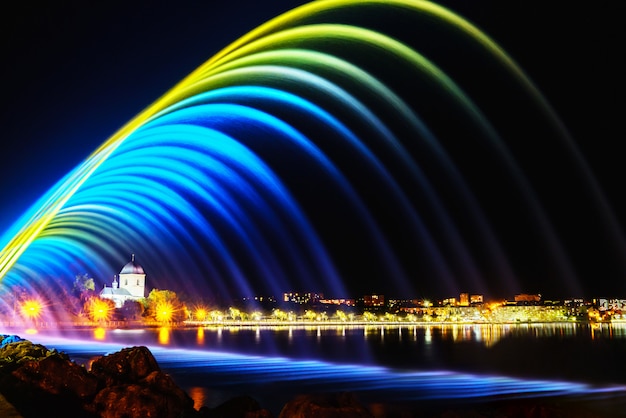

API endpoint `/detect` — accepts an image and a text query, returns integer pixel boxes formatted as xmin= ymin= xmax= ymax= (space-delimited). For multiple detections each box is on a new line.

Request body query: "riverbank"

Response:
xmin=3 ymin=317 xmax=623 ymax=330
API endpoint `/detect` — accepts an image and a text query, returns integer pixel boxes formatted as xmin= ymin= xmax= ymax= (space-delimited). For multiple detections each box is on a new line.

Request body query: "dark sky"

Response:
xmin=0 ymin=1 xmax=311 ymax=225
xmin=0 ymin=1 xmax=624 ymax=299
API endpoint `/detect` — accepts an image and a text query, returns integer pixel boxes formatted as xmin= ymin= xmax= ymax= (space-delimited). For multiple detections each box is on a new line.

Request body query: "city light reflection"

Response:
xmin=158 ymin=327 xmax=170 ymax=345
xmin=27 ymin=335 xmax=626 ymax=409
xmin=94 ymin=327 xmax=106 ymax=340
xmin=187 ymin=387 xmax=207 ymax=411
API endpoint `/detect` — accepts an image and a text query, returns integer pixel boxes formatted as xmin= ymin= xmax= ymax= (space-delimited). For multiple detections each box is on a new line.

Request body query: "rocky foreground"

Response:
xmin=0 ymin=334 xmax=615 ymax=418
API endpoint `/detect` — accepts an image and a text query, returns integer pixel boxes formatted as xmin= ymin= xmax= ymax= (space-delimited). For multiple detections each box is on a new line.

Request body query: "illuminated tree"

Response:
xmin=272 ymin=308 xmax=288 ymax=321
xmin=120 ymin=299 xmax=144 ymax=320
xmin=182 ymin=304 xmax=191 ymax=321
xmin=73 ymin=273 xmax=96 ymax=303
xmin=155 ymin=301 xmax=175 ymax=323
xmin=335 ymin=310 xmax=347 ymax=322
xmin=384 ymin=312 xmax=397 ymax=322
xmin=210 ymin=310 xmax=224 ymax=321
xmin=363 ymin=311 xmax=376 ymax=322
xmin=304 ymin=310 xmax=317 ymax=321
xmin=145 ymin=289 xmax=185 ymax=323
xmin=229 ymin=307 xmax=247 ymax=321
xmin=193 ymin=306 xmax=208 ymax=321
xmin=84 ymin=297 xmax=115 ymax=322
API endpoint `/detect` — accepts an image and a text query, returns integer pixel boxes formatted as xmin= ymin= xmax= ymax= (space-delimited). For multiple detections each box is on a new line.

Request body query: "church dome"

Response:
xmin=120 ymin=254 xmax=145 ymax=275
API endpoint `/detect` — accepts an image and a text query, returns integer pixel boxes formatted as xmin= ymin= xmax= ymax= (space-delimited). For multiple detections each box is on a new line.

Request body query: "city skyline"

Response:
xmin=0 ymin=1 xmax=624 ymax=301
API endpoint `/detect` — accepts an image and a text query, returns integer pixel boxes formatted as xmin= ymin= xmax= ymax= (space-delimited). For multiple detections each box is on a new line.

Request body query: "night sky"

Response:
xmin=0 ymin=1 xmax=624 ymax=299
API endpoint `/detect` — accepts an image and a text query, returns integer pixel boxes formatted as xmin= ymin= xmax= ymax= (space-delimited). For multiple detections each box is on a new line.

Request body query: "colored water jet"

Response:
xmin=0 ymin=0 xmax=622 ymax=316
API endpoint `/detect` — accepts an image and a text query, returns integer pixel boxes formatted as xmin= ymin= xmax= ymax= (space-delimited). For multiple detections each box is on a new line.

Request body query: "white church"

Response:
xmin=100 ymin=254 xmax=146 ymax=308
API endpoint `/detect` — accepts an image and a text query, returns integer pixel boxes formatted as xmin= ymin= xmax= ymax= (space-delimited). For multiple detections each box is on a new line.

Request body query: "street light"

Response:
xmin=156 ymin=301 xmax=174 ymax=323
xmin=20 ymin=299 xmax=42 ymax=320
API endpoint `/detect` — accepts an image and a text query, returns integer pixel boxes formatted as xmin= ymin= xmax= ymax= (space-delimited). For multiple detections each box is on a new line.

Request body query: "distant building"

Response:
xmin=389 ymin=299 xmax=423 ymax=313
xmin=100 ymin=254 xmax=146 ymax=308
xmin=470 ymin=294 xmax=484 ymax=304
xmin=363 ymin=294 xmax=385 ymax=307
xmin=319 ymin=298 xmax=355 ymax=307
xmin=514 ymin=294 xmax=541 ymax=304
xmin=283 ymin=292 xmax=323 ymax=305
xmin=596 ymin=298 xmax=626 ymax=311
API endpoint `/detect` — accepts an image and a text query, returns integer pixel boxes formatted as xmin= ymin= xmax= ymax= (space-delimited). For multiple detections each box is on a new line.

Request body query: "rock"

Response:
xmin=90 ymin=346 xmax=160 ymax=386
xmin=0 ymin=339 xmax=66 ymax=371
xmin=12 ymin=354 xmax=99 ymax=399
xmin=93 ymin=384 xmax=162 ymax=418
xmin=1 ymin=347 xmax=97 ymax=418
xmin=201 ymin=395 xmax=273 ymax=418
xmin=1 ymin=341 xmax=199 ymax=418
xmin=90 ymin=347 xmax=194 ymax=418
xmin=1 ymin=335 xmax=24 ymax=348
xmin=92 ymin=372 xmax=195 ymax=418
xmin=278 ymin=392 xmax=373 ymax=418
xmin=143 ymin=370 xmax=195 ymax=411
xmin=88 ymin=346 xmax=196 ymax=417
xmin=0 ymin=350 xmax=98 ymax=418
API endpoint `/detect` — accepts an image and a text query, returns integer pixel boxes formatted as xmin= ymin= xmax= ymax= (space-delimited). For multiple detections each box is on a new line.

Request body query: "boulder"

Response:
xmin=12 ymin=354 xmax=99 ymax=399
xmin=92 ymin=371 xmax=195 ymax=418
xmin=143 ymin=370 xmax=195 ymax=411
xmin=89 ymin=347 xmax=195 ymax=418
xmin=90 ymin=346 xmax=160 ymax=386
xmin=1 ymin=335 xmax=24 ymax=348
xmin=279 ymin=392 xmax=373 ymax=418
xmin=1 ymin=341 xmax=199 ymax=418
xmin=1 ymin=350 xmax=96 ymax=418
xmin=0 ymin=339 xmax=66 ymax=372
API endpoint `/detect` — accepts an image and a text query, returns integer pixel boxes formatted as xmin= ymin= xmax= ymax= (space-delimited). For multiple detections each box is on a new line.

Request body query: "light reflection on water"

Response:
xmin=93 ymin=327 xmax=106 ymax=340
xmin=187 ymin=387 xmax=206 ymax=411
xmin=17 ymin=333 xmax=626 ymax=414
xmin=37 ymin=322 xmax=626 ymax=350
xmin=158 ymin=326 xmax=170 ymax=345
xmin=5 ymin=323 xmax=626 ymax=412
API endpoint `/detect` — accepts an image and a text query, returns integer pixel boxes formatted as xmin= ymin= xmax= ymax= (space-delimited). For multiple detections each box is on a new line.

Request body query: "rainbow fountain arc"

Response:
xmin=2 ymin=0 xmax=626 ymax=412
xmin=1 ymin=0 xmax=623 ymax=306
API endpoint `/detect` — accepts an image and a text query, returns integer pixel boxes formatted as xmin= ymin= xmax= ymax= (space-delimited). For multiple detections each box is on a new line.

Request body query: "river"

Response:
xmin=10 ymin=322 xmax=626 ymax=414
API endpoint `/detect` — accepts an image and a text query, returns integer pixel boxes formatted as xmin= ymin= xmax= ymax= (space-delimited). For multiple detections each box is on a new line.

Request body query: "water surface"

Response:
xmin=14 ymin=322 xmax=626 ymax=413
